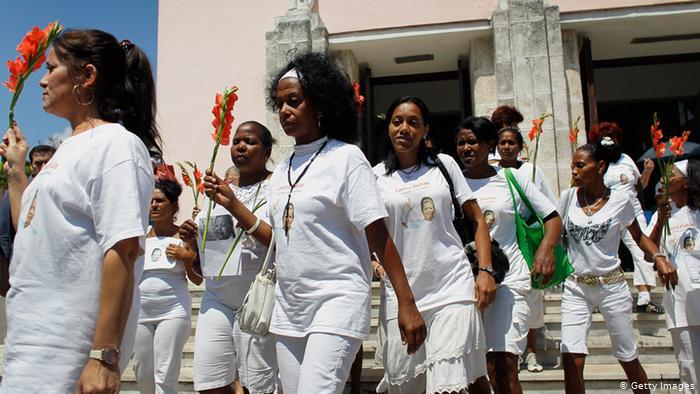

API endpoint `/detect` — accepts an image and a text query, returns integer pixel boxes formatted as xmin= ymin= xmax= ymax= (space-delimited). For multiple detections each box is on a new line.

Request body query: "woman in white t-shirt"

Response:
xmin=496 ymin=125 xmax=557 ymax=373
xmin=134 ymin=179 xmax=203 ymax=393
xmin=458 ymin=116 xmax=562 ymax=394
xmin=593 ymin=122 xmax=661 ymax=313
xmin=198 ymin=53 xmax=425 ymax=394
xmin=179 ymin=121 xmax=281 ymax=394
xmin=646 ymin=159 xmax=700 ymax=389
xmin=0 ymin=31 xmax=158 ymax=392
xmin=559 ymin=141 xmax=677 ymax=393
xmin=373 ymin=96 xmax=496 ymax=393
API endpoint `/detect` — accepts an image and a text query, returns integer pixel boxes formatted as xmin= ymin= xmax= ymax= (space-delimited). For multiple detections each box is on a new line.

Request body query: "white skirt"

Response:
xmin=376 ymin=301 xmax=487 ymax=394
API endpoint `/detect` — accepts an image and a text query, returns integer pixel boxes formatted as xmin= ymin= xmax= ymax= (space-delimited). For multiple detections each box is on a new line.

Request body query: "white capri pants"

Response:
xmin=560 ymin=278 xmax=639 ymax=362
xmin=670 ymin=326 xmax=700 ymax=393
xmin=133 ymin=317 xmax=191 ymax=394
xmin=276 ymin=332 xmax=362 ymax=394
xmin=525 ymin=290 xmax=544 ymax=330
xmin=482 ymin=286 xmax=531 ymax=355
xmin=377 ymin=301 xmax=487 ymax=394
xmin=193 ymin=286 xmax=278 ymax=393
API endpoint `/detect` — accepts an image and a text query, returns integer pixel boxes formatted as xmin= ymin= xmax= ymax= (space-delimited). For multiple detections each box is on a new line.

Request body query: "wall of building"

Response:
xmin=157 ymin=0 xmax=286 ymax=170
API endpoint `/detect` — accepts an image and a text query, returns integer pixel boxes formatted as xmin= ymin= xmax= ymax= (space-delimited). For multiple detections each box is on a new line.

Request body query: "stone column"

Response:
xmin=266 ymin=0 xmax=328 ymax=162
xmin=492 ymin=0 xmax=582 ymax=192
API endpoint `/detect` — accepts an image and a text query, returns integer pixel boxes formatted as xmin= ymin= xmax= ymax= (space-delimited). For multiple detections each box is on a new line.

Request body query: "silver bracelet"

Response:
xmin=652 ymin=251 xmax=666 ymax=261
xmin=245 ymin=217 xmax=261 ymax=234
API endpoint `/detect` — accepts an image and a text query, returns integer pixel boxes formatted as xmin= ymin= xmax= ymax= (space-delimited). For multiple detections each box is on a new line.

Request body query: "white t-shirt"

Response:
xmin=604 ymin=154 xmax=646 ymax=225
xmin=466 ymin=167 xmax=557 ymax=291
xmin=559 ymin=188 xmax=636 ymax=276
xmin=196 ymin=179 xmax=271 ymax=309
xmin=374 ymin=154 xmax=475 ymax=319
xmin=516 ymin=162 xmax=558 ymax=204
xmin=139 ymin=233 xmax=191 ymax=323
xmin=2 ymin=123 xmax=153 ymax=392
xmin=268 ymin=137 xmax=387 ymax=340
xmin=650 ymin=206 xmax=700 ymax=328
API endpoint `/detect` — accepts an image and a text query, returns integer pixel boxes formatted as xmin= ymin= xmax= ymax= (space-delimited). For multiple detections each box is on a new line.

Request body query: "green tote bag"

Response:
xmin=504 ymin=168 xmax=574 ymax=289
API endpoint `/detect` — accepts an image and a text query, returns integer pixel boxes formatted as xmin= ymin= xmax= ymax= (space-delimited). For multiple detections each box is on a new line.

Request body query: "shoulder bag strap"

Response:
xmin=433 ymin=155 xmax=464 ymax=222
xmin=259 ymin=233 xmax=276 ymax=273
xmin=503 ymin=168 xmax=540 ymax=221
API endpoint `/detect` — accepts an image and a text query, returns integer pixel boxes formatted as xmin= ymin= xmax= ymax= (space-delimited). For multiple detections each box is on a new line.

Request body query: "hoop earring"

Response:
xmin=317 ymin=112 xmax=323 ymax=129
xmin=72 ymin=84 xmax=95 ymax=106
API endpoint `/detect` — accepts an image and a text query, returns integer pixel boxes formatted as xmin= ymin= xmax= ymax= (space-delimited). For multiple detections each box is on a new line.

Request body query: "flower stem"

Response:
xmin=200 ymin=140 xmax=221 ymax=251
xmin=216 ymin=186 xmax=266 ymax=279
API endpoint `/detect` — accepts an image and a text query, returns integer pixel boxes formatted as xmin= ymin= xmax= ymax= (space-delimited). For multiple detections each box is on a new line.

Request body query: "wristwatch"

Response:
xmin=479 ymin=267 xmax=496 ymax=277
xmin=89 ymin=347 xmax=120 ymax=366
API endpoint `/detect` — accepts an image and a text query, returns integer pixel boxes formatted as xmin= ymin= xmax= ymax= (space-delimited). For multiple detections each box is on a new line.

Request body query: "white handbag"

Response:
xmin=238 ymin=234 xmax=276 ymax=336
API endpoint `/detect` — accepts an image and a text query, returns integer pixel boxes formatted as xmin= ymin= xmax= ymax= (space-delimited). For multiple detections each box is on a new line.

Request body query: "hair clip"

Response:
xmin=600 ymin=136 xmax=615 ymax=146
xmin=120 ymin=39 xmax=134 ymax=51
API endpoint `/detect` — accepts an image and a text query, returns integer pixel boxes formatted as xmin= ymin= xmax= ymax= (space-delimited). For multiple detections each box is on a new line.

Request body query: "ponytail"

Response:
xmin=576 ymin=140 xmax=615 ymax=174
xmin=120 ymin=40 xmax=161 ymax=157
xmin=53 ymin=30 xmax=162 ymax=156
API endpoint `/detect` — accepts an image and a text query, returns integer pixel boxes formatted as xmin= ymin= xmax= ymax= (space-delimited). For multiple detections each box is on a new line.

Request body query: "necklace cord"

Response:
xmin=283 ymin=140 xmax=328 ymax=238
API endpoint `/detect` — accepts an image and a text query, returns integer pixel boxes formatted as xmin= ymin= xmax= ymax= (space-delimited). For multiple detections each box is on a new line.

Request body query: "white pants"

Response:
xmin=194 ymin=288 xmax=278 ymax=393
xmin=482 ymin=286 xmax=530 ymax=355
xmin=276 ymin=332 xmax=362 ymax=394
xmin=621 ymin=229 xmax=657 ymax=288
xmin=525 ymin=290 xmax=544 ymax=330
xmin=133 ymin=317 xmax=191 ymax=394
xmin=560 ymin=279 xmax=638 ymax=362
xmin=670 ymin=326 xmax=700 ymax=393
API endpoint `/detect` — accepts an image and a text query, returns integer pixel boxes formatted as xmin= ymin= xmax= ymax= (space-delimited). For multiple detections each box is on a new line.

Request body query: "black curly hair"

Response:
xmin=154 ymin=179 xmax=182 ymax=215
xmin=267 ymin=52 xmax=357 ymax=143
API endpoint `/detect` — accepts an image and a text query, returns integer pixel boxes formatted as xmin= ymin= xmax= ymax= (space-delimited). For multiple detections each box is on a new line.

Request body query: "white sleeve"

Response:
xmin=625 ymin=155 xmax=642 ymax=179
xmin=510 ymin=169 xmax=557 ymax=220
xmin=344 ymin=161 xmax=388 ymax=231
xmin=440 ymin=154 xmax=474 ymax=205
xmin=534 ymin=164 xmax=558 ymax=204
xmin=90 ymin=160 xmax=153 ymax=254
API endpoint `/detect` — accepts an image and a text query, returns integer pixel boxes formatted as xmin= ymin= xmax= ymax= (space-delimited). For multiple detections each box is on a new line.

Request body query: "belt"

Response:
xmin=573 ymin=270 xmax=625 ymax=287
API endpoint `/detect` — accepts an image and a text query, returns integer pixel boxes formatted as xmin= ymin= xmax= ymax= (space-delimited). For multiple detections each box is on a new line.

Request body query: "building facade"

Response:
xmin=157 ymin=0 xmax=700 ymax=212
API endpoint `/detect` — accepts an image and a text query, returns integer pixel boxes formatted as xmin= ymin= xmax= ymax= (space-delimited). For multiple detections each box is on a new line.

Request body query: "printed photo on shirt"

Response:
xmin=283 ymin=202 xmax=295 ymax=233
xmin=620 ymin=174 xmax=629 ymax=184
xmin=484 ymin=210 xmax=495 ymax=229
xmin=202 ymin=214 xmax=234 ymax=241
xmin=684 ymin=236 xmax=696 ymax=251
xmin=400 ymin=198 xmax=414 ymax=227
xmin=420 ymin=197 xmax=435 ymax=222
xmin=150 ymin=248 xmax=163 ymax=262
xmin=23 ymin=194 xmax=38 ymax=229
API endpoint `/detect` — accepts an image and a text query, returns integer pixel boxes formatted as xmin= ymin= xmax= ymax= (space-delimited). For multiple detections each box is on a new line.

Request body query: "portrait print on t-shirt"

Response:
xmin=685 ymin=235 xmax=696 ymax=251
xmin=484 ymin=210 xmax=495 ymax=229
xmin=283 ymin=202 xmax=295 ymax=234
xmin=420 ymin=197 xmax=435 ymax=222
xmin=199 ymin=214 xmax=234 ymax=241
xmin=23 ymin=194 xmax=38 ymax=229
xmin=150 ymin=247 xmax=163 ymax=262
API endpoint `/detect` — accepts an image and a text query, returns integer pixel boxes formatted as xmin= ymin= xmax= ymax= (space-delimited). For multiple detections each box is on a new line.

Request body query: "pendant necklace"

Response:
xmin=581 ymin=188 xmax=608 ymax=224
xmin=283 ymin=140 xmax=328 ymax=241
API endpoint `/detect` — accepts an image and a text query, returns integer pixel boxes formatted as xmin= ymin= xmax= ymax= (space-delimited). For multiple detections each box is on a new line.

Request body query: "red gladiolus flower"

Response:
xmin=654 ymin=143 xmax=666 ymax=158
xmin=353 ymin=81 xmax=365 ymax=114
xmin=211 ymin=90 xmax=238 ymax=146
xmin=181 ymin=171 xmax=192 ymax=187
xmin=529 ymin=118 xmax=544 ymax=141
xmin=198 ymin=182 xmax=205 ymax=194
xmin=4 ymin=57 xmax=27 ymax=93
xmin=670 ymin=130 xmax=691 ymax=156
xmin=193 ymin=168 xmax=203 ymax=186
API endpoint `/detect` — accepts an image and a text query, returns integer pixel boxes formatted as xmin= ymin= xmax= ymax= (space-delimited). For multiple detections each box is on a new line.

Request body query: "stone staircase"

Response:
xmin=0 ymin=273 xmax=681 ymax=393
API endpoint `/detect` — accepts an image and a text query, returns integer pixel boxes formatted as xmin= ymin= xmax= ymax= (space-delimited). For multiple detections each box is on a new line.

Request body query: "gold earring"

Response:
xmin=72 ymin=84 xmax=95 ymax=106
